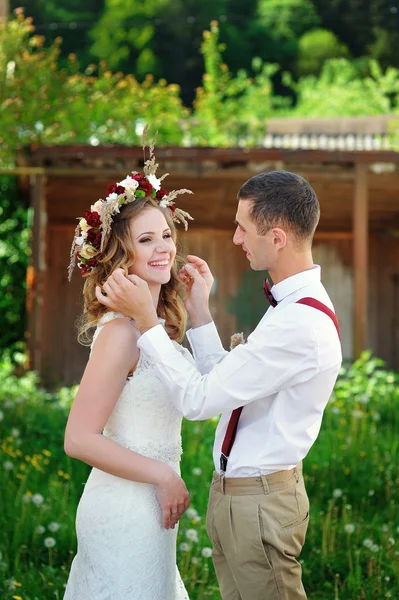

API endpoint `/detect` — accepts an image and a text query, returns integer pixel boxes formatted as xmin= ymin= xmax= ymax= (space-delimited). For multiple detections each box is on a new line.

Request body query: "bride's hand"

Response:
xmin=155 ymin=465 xmax=190 ymax=529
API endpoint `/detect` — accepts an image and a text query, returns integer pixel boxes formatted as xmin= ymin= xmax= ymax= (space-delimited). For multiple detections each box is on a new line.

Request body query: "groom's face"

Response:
xmin=233 ymin=200 xmax=275 ymax=271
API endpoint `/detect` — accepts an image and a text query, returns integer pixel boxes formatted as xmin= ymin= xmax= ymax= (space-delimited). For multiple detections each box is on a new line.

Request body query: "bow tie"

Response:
xmin=263 ymin=279 xmax=277 ymax=307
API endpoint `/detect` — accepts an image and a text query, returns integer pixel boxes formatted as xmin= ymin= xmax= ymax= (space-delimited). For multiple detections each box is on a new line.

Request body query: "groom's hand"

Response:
xmin=95 ymin=269 xmax=158 ymax=333
xmin=179 ymin=255 xmax=213 ymax=328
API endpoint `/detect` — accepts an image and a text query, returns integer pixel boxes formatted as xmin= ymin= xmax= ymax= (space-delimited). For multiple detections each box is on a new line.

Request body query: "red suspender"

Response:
xmin=296 ymin=297 xmax=340 ymax=338
xmin=220 ymin=298 xmax=340 ymax=473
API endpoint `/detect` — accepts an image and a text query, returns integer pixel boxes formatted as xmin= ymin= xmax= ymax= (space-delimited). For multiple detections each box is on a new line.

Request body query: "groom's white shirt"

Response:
xmin=137 ymin=266 xmax=342 ymax=476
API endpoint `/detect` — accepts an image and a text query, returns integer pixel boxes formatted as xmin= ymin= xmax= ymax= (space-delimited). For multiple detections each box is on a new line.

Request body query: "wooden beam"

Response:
xmin=353 ymin=163 xmax=369 ymax=358
xmin=26 ymin=174 xmax=47 ymax=373
xmin=18 ymin=144 xmax=399 ymax=165
xmin=0 ymin=0 xmax=8 ymax=24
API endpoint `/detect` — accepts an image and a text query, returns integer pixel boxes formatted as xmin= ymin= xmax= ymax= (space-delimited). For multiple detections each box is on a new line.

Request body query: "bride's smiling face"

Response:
xmin=128 ymin=207 xmax=177 ymax=286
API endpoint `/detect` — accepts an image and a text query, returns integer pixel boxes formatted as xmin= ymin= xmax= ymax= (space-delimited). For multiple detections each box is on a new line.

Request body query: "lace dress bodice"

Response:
xmin=93 ymin=312 xmax=186 ymax=465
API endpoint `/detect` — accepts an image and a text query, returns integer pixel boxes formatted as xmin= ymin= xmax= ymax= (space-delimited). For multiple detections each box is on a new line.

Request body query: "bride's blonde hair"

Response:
xmin=77 ymin=197 xmax=187 ymax=345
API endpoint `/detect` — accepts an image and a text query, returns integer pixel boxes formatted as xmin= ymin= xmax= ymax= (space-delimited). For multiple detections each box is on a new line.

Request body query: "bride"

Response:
xmin=63 ymin=136 xmax=195 ymax=599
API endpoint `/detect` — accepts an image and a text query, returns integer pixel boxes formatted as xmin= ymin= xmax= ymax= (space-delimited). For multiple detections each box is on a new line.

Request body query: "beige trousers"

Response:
xmin=206 ymin=464 xmax=309 ymax=600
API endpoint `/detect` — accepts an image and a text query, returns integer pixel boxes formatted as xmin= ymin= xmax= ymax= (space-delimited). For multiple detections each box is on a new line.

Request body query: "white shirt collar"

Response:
xmin=272 ymin=265 xmax=321 ymax=303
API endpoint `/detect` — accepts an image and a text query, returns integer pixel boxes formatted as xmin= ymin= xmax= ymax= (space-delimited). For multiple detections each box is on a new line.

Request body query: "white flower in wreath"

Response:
xmin=147 ymin=173 xmax=161 ymax=192
xmin=75 ymin=232 xmax=87 ymax=246
xmin=105 ymin=192 xmax=119 ymax=203
xmin=117 ymin=176 xmax=139 ymax=196
xmin=91 ymin=200 xmax=103 ymax=213
xmin=159 ymin=198 xmax=170 ymax=208
xmin=79 ymin=218 xmax=90 ymax=233
xmin=80 ymin=244 xmax=99 ymax=259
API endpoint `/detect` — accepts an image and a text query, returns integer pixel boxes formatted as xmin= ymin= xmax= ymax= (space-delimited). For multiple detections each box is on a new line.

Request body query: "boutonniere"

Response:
xmin=230 ymin=332 xmax=245 ymax=350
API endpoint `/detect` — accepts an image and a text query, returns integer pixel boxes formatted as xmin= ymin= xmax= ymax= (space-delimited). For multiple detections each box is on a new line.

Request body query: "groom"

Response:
xmin=96 ymin=170 xmax=342 ymax=600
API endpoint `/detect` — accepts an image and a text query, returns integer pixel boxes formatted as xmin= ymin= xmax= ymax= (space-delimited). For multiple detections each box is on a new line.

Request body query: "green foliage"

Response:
xmin=0 ymin=11 xmax=187 ymax=168
xmin=297 ymin=28 xmax=350 ymax=76
xmin=0 ymin=177 xmax=30 ymax=352
xmin=0 ymin=351 xmax=398 ymax=598
xmin=190 ymin=21 xmax=290 ymax=146
xmin=291 ymin=58 xmax=399 ymax=117
xmin=257 ymin=0 xmax=320 ymax=66
xmin=89 ymin=0 xmax=166 ymax=76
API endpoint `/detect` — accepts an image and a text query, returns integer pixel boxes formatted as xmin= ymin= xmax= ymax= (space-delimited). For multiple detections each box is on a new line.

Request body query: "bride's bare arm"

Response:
xmin=64 ymin=318 xmax=189 ymax=529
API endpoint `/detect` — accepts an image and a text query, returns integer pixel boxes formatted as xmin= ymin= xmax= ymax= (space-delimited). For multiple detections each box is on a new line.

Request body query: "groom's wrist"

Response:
xmin=135 ymin=312 xmax=159 ymax=335
xmin=189 ymin=310 xmax=213 ymax=329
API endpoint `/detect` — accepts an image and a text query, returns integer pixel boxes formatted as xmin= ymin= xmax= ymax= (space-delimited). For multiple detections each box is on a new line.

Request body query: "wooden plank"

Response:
xmin=21 ymin=144 xmax=399 ymax=165
xmin=26 ymin=174 xmax=47 ymax=372
xmin=353 ymin=163 xmax=369 ymax=358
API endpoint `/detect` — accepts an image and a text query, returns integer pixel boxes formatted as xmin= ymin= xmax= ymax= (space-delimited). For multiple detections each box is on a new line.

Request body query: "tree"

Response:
xmin=297 ymin=28 xmax=350 ymax=76
xmin=10 ymin=0 xmax=104 ymax=68
xmin=292 ymin=58 xmax=399 ymax=116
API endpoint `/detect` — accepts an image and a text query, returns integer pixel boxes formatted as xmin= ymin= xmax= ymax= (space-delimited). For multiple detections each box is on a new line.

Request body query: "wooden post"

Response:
xmin=26 ymin=174 xmax=47 ymax=373
xmin=0 ymin=0 xmax=9 ymax=24
xmin=353 ymin=163 xmax=369 ymax=358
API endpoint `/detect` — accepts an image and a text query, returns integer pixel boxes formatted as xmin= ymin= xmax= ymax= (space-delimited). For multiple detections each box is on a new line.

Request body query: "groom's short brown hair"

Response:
xmin=238 ymin=171 xmax=320 ymax=243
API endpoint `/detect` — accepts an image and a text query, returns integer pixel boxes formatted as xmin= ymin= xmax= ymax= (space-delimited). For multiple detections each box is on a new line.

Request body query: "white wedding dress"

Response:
xmin=64 ymin=313 xmax=190 ymax=600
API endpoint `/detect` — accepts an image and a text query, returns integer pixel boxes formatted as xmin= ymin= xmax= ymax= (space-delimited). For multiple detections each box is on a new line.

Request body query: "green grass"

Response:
xmin=0 ymin=351 xmax=398 ymax=599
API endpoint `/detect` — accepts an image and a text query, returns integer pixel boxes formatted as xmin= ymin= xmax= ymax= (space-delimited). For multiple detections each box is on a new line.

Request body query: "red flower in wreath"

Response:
xmin=84 ymin=210 xmax=102 ymax=228
xmin=107 ymin=183 xmax=125 ymax=196
xmin=132 ymin=174 xmax=153 ymax=196
xmin=86 ymin=229 xmax=102 ymax=248
xmin=156 ymin=187 xmax=168 ymax=200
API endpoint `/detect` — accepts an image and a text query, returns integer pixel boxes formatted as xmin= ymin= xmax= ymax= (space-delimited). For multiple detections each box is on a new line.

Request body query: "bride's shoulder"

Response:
xmin=91 ymin=312 xmax=139 ymax=353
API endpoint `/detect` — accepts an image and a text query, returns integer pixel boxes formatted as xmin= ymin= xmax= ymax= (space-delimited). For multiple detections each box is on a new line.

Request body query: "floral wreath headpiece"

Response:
xmin=68 ymin=126 xmax=193 ymax=280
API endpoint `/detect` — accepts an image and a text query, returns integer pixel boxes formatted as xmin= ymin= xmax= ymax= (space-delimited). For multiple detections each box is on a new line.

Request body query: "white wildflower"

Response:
xmin=4 ymin=461 xmax=13 ymax=470
xmin=32 ymin=493 xmax=44 ymax=506
xmin=6 ymin=60 xmax=16 ymax=80
xmin=333 ymin=488 xmax=343 ymax=499
xmin=368 ymin=490 xmax=375 ymax=497
xmin=360 ymin=394 xmax=370 ymax=404
xmin=192 ymin=515 xmax=201 ymax=524
xmin=381 ymin=524 xmax=389 ymax=533
xmin=191 ymin=557 xmax=199 ymax=564
xmin=186 ymin=508 xmax=198 ymax=520
xmin=363 ymin=538 xmax=373 ymax=548
xmin=371 ymin=544 xmax=380 ymax=552
xmin=352 ymin=410 xmax=363 ymax=419
xmin=179 ymin=542 xmax=190 ymax=552
xmin=388 ymin=537 xmax=395 ymax=545
xmin=48 ymin=522 xmax=61 ymax=533
xmin=186 ymin=529 xmax=199 ymax=543
xmin=35 ymin=525 xmax=45 ymax=534
xmin=344 ymin=524 xmax=355 ymax=534
xmin=44 ymin=537 xmax=56 ymax=548
xmin=11 ymin=428 xmax=20 ymax=437
xmin=201 ymin=547 xmax=212 ymax=558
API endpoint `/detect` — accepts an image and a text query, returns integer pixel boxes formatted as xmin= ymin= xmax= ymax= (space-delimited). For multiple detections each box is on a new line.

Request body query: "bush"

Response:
xmin=0 ymin=176 xmax=30 ymax=353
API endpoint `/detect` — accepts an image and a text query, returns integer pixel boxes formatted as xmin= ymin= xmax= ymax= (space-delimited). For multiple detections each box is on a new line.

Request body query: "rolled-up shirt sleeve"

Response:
xmin=137 ymin=306 xmax=320 ymax=421
xmin=186 ymin=322 xmax=227 ymax=374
